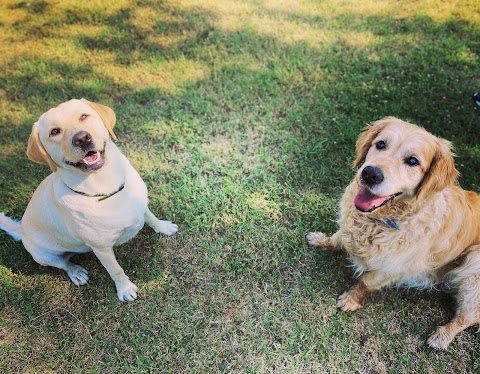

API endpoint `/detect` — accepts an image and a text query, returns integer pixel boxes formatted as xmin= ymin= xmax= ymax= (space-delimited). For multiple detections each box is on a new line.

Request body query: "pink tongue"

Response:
xmin=354 ymin=187 xmax=390 ymax=212
xmin=83 ymin=152 xmax=100 ymax=165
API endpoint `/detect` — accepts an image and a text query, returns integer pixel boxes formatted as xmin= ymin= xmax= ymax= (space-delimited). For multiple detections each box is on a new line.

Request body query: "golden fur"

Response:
xmin=307 ymin=117 xmax=480 ymax=349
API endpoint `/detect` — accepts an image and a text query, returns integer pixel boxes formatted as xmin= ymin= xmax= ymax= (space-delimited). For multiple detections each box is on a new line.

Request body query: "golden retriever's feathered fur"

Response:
xmin=307 ymin=117 xmax=480 ymax=349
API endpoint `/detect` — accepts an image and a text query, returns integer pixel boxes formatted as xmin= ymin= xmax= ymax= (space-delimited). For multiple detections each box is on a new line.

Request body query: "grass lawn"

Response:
xmin=1 ymin=0 xmax=480 ymax=372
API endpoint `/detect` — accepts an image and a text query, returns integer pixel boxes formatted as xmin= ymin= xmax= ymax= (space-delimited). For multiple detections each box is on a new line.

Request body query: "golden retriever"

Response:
xmin=307 ymin=117 xmax=480 ymax=349
xmin=0 ymin=99 xmax=178 ymax=301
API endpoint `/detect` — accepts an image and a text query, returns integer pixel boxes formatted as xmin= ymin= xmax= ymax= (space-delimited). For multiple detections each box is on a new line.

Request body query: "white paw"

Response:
xmin=427 ymin=327 xmax=453 ymax=350
xmin=337 ymin=291 xmax=362 ymax=312
xmin=66 ymin=264 xmax=89 ymax=286
xmin=306 ymin=232 xmax=328 ymax=248
xmin=116 ymin=279 xmax=138 ymax=302
xmin=152 ymin=220 xmax=178 ymax=236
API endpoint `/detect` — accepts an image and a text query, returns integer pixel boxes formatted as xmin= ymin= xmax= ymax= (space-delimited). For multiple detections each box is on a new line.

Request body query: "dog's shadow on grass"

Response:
xmin=0 ymin=226 xmax=172 ymax=303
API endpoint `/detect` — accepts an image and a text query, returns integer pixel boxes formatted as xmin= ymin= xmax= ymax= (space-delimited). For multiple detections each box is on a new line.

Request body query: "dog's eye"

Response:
xmin=50 ymin=128 xmax=61 ymax=136
xmin=376 ymin=140 xmax=386 ymax=150
xmin=405 ymin=156 xmax=419 ymax=167
xmin=79 ymin=114 xmax=89 ymax=121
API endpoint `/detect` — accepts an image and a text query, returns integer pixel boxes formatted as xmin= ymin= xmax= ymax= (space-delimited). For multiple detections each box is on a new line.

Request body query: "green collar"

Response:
xmin=65 ymin=182 xmax=125 ymax=201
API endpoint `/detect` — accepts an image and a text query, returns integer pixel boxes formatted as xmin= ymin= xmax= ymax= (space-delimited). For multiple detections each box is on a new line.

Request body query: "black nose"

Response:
xmin=361 ymin=166 xmax=384 ymax=186
xmin=72 ymin=131 xmax=92 ymax=149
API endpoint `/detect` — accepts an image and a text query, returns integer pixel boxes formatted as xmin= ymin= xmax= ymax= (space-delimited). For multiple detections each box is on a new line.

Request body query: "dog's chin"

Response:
xmin=354 ymin=186 xmax=402 ymax=213
xmin=65 ymin=147 xmax=106 ymax=172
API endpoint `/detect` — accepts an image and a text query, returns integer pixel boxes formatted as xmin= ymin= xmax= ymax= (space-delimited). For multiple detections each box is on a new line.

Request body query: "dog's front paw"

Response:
xmin=306 ymin=232 xmax=329 ymax=249
xmin=66 ymin=264 xmax=89 ymax=286
xmin=337 ymin=291 xmax=362 ymax=312
xmin=427 ymin=326 xmax=454 ymax=350
xmin=116 ymin=280 xmax=138 ymax=302
xmin=151 ymin=220 xmax=178 ymax=236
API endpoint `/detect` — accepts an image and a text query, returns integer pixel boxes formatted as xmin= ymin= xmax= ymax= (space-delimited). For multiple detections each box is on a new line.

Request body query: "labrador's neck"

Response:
xmin=55 ymin=142 xmax=127 ymax=195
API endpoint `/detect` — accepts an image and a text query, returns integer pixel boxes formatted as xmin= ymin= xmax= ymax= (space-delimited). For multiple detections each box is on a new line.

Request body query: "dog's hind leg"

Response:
xmin=427 ymin=311 xmax=473 ymax=350
xmin=428 ymin=248 xmax=480 ymax=350
xmin=27 ymin=248 xmax=89 ymax=286
xmin=144 ymin=207 xmax=178 ymax=236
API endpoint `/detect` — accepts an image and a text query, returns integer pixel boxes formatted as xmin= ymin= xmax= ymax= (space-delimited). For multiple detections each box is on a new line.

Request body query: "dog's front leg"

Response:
xmin=337 ymin=271 xmax=395 ymax=312
xmin=144 ymin=207 xmax=178 ymax=236
xmin=306 ymin=231 xmax=343 ymax=251
xmin=93 ymin=248 xmax=138 ymax=302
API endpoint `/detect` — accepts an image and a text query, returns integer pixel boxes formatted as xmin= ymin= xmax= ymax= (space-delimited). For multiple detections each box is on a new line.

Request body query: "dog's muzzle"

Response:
xmin=66 ymin=134 xmax=106 ymax=172
xmin=72 ymin=130 xmax=93 ymax=150
xmin=361 ymin=166 xmax=384 ymax=187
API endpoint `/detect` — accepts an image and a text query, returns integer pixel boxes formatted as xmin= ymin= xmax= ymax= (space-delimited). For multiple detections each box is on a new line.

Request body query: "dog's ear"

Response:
xmin=81 ymin=99 xmax=117 ymax=140
xmin=416 ymin=138 xmax=458 ymax=199
xmin=353 ymin=118 xmax=390 ymax=167
xmin=27 ymin=122 xmax=58 ymax=172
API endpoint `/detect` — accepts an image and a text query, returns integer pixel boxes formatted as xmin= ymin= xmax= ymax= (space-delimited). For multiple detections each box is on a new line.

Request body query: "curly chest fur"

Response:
xmin=340 ymin=215 xmax=423 ymax=273
xmin=337 ymin=185 xmax=446 ymax=282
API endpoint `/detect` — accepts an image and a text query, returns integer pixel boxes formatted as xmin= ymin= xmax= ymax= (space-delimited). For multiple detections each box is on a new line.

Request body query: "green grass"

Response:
xmin=1 ymin=0 xmax=480 ymax=372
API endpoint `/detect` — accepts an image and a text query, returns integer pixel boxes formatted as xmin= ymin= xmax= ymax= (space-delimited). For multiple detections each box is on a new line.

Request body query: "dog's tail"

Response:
xmin=0 ymin=213 xmax=22 ymax=241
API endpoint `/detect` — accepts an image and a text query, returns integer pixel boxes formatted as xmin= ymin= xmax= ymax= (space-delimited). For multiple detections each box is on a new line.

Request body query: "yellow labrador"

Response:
xmin=307 ymin=117 xmax=480 ymax=349
xmin=0 ymin=99 xmax=178 ymax=301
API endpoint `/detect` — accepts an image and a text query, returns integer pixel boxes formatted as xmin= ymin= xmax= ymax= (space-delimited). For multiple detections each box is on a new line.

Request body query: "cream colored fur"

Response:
xmin=0 ymin=99 xmax=178 ymax=302
xmin=307 ymin=117 xmax=480 ymax=349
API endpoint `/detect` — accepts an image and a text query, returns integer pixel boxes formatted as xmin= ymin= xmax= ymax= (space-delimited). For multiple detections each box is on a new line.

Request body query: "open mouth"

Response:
xmin=65 ymin=146 xmax=105 ymax=171
xmin=354 ymin=187 xmax=402 ymax=213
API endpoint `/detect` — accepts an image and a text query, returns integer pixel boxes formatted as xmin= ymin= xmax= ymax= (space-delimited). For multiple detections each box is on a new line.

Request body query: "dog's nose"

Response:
xmin=361 ymin=166 xmax=384 ymax=186
xmin=72 ymin=131 xmax=92 ymax=149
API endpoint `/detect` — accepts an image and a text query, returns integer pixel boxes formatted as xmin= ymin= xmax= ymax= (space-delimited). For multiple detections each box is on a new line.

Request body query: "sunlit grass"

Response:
xmin=1 ymin=0 xmax=480 ymax=372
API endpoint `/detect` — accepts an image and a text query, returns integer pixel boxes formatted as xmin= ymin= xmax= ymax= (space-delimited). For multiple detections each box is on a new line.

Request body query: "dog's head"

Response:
xmin=27 ymin=99 xmax=116 ymax=173
xmin=353 ymin=117 xmax=457 ymax=213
